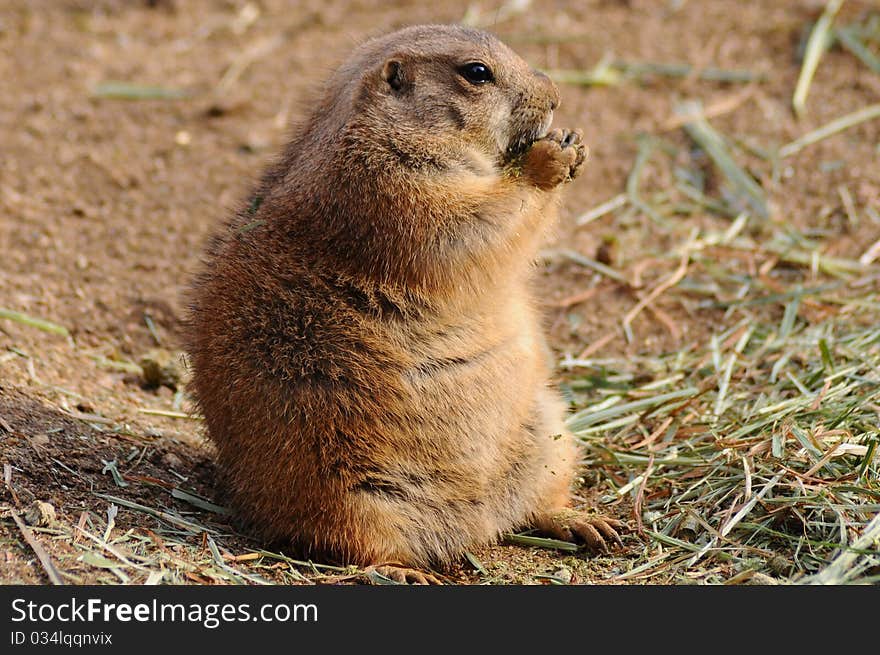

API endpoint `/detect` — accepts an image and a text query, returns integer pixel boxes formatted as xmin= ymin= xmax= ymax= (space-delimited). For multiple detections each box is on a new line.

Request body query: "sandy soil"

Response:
xmin=1 ymin=0 xmax=878 ymax=584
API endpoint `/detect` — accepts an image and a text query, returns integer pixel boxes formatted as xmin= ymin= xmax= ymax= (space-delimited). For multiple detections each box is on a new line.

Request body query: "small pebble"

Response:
xmin=552 ymin=566 xmax=573 ymax=584
xmin=24 ymin=500 xmax=56 ymax=527
xmin=139 ymin=348 xmax=187 ymax=389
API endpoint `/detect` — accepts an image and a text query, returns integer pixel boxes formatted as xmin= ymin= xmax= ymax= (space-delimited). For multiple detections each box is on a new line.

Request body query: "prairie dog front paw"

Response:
xmin=520 ymin=128 xmax=588 ymax=190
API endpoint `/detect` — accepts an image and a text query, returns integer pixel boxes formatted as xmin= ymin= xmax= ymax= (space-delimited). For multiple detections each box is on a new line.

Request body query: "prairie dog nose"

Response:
xmin=533 ymin=69 xmax=560 ymax=111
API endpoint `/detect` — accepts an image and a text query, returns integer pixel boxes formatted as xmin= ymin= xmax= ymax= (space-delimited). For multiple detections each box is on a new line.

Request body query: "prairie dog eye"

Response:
xmin=459 ymin=62 xmax=494 ymax=84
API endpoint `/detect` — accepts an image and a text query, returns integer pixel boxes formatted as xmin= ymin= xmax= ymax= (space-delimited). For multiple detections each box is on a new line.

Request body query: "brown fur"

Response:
xmin=186 ymin=24 xmax=606 ymax=569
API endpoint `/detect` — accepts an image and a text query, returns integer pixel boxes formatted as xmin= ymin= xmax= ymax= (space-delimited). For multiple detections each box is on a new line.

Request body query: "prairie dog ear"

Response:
xmin=382 ymin=58 xmax=409 ymax=92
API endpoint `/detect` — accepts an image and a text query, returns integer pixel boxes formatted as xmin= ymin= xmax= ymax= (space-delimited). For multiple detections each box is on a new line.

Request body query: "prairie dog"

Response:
xmin=186 ymin=24 xmax=622 ymax=581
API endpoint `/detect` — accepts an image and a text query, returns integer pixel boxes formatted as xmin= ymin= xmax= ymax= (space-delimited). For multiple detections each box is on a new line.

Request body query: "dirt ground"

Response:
xmin=1 ymin=0 xmax=878 ymax=585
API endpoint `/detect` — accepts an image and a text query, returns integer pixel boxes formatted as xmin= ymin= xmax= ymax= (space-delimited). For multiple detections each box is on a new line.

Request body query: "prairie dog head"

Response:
xmin=325 ymin=25 xmax=560 ymax=166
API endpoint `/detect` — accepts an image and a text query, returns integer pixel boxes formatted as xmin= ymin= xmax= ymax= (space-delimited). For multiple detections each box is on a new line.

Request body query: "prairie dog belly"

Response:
xmin=363 ymin=294 xmax=565 ymax=538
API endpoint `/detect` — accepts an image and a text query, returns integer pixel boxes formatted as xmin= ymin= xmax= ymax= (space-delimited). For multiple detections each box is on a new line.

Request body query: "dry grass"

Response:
xmin=544 ymin=3 xmax=880 ymax=581
xmin=562 ymin=282 xmax=879 ymax=583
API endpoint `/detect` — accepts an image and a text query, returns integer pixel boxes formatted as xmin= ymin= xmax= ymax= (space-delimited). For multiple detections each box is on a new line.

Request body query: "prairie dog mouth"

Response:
xmin=536 ymin=112 xmax=554 ymax=140
xmin=505 ymin=111 xmax=554 ymax=160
